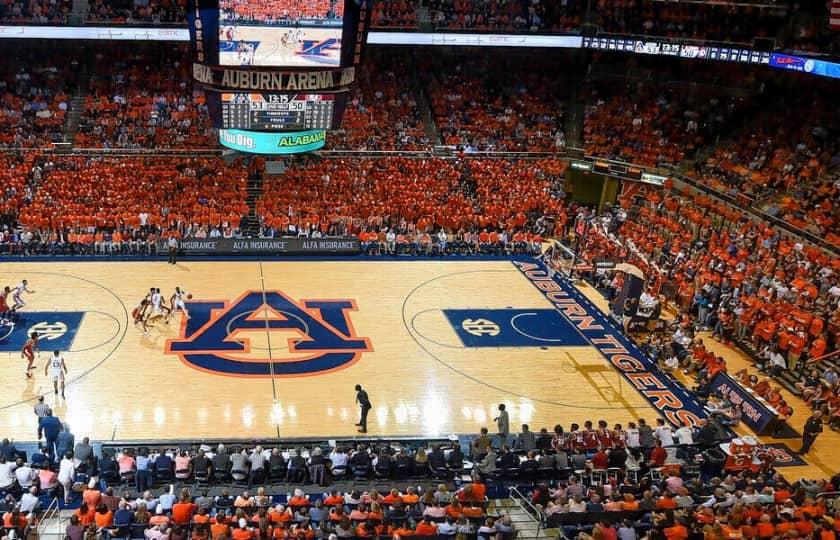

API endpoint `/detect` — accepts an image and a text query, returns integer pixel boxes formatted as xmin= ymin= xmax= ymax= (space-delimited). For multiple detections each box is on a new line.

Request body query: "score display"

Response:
xmin=221 ymin=93 xmax=335 ymax=130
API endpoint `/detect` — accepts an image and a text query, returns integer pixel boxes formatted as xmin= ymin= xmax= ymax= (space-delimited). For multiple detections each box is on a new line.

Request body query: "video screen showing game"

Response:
xmin=218 ymin=0 xmax=343 ymax=67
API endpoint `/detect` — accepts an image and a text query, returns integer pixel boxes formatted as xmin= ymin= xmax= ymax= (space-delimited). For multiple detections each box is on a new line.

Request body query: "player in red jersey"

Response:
xmin=132 ymin=297 xmax=151 ymax=335
xmin=21 ymin=331 xmax=39 ymax=378
xmin=0 ymin=286 xmax=10 ymax=323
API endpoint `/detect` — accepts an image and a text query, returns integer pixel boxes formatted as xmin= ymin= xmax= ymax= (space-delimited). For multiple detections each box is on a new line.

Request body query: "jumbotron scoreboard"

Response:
xmin=187 ymin=0 xmax=372 ymax=154
xmin=221 ymin=93 xmax=335 ymax=131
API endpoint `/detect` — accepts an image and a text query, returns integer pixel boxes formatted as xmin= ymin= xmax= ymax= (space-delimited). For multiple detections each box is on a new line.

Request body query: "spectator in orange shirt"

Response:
xmin=414 ymin=517 xmax=437 ymax=536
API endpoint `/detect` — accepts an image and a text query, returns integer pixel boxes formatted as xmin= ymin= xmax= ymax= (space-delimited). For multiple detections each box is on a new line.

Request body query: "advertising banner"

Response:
xmin=709 ymin=372 xmax=778 ymax=435
xmin=161 ymin=237 xmax=361 ymax=255
xmin=219 ymin=129 xmax=327 ymax=154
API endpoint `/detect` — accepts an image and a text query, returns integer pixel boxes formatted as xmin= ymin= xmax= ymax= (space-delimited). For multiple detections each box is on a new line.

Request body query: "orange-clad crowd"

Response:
xmin=2 ymin=155 xmax=248 ymax=253
xmin=426 ymin=58 xmax=566 ymax=151
xmin=87 ymin=0 xmax=185 ymax=23
xmin=219 ymin=0 xmax=342 ymax=23
xmin=255 ymin=157 xmax=567 ymax=245
xmin=327 ymin=56 xmax=428 ymax=151
xmin=583 ymin=84 xmax=741 ymax=168
xmin=0 ymin=0 xmax=71 ymax=22
xmin=76 ymin=49 xmax=214 ymax=149
xmin=0 ymin=59 xmax=74 ymax=149
xmin=692 ymin=88 xmax=839 ymax=248
xmin=427 ymin=0 xmax=582 ymax=32
xmin=576 ymin=184 xmax=840 ymax=427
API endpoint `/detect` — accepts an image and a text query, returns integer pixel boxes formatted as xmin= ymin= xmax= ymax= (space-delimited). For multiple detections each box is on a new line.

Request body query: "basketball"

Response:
xmin=187 ymin=294 xmax=193 ymax=299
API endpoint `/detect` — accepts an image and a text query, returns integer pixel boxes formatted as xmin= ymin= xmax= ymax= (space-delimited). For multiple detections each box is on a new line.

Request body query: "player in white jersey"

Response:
xmin=147 ymin=287 xmax=170 ymax=326
xmin=11 ymin=280 xmax=34 ymax=311
xmin=168 ymin=287 xmax=191 ymax=321
xmin=281 ymin=28 xmax=302 ymax=50
xmin=45 ymin=350 xmax=67 ymax=399
xmin=237 ymin=41 xmax=255 ymax=66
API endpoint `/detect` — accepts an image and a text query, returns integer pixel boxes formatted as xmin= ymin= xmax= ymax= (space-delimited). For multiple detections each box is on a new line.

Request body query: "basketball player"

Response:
xmin=147 ymin=287 xmax=171 ymax=326
xmin=0 ymin=286 xmax=10 ymax=323
xmin=238 ymin=42 xmax=255 ymax=66
xmin=21 ymin=331 xmax=39 ymax=379
xmin=11 ymin=280 xmax=34 ymax=311
xmin=133 ymin=297 xmax=151 ymax=335
xmin=168 ymin=287 xmax=191 ymax=321
xmin=45 ymin=350 xmax=68 ymax=399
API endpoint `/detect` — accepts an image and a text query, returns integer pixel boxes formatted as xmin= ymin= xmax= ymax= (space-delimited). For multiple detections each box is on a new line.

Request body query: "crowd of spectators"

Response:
xmin=594 ymin=0 xmax=790 ymax=44
xmin=0 ymin=0 xmax=71 ymax=23
xmin=583 ymin=83 xmax=742 ymax=167
xmin=575 ymin=186 xmax=840 ymax=423
xmin=426 ymin=57 xmax=566 ymax=152
xmin=327 ymin=55 xmax=429 ymax=151
xmin=76 ymin=47 xmax=213 ymax=149
xmin=693 ymin=86 xmax=839 ymax=247
xmin=219 ymin=0 xmax=342 ymax=25
xmin=2 ymin=0 xmax=838 ymax=59
xmin=1 ymin=154 xmax=248 ymax=254
xmin=6 ymin=400 xmax=840 ymax=540
xmin=370 ymin=0 xmax=415 ymax=29
xmin=425 ymin=0 xmax=581 ymax=32
xmin=87 ymin=0 xmax=186 ymax=24
xmin=255 ymin=156 xmax=567 ymax=250
xmin=0 ymin=57 xmax=75 ymax=149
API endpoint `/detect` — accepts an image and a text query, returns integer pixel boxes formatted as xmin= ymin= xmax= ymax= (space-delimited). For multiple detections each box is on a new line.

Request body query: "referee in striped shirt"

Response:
xmin=33 ymin=395 xmax=50 ymax=418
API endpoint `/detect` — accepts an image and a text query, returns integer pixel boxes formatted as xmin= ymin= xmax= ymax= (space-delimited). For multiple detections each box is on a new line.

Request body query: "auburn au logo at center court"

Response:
xmin=164 ymin=291 xmax=371 ymax=377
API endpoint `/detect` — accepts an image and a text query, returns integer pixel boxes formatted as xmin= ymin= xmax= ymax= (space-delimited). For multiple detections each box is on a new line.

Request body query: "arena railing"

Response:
xmin=100 ymin=435 xmax=455 ymax=453
xmin=36 ymin=496 xmax=65 ymax=540
xmin=48 ymin=147 xmax=224 ymax=157
xmin=508 ymin=486 xmax=546 ymax=538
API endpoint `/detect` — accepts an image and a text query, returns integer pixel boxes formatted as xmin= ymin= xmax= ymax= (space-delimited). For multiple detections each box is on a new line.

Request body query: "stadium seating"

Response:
xmin=218 ymin=0 xmax=342 ymax=24
xmin=255 ymin=156 xmax=566 ymax=249
xmin=370 ymin=0 xmax=416 ymax=28
xmin=583 ymin=83 xmax=741 ymax=167
xmin=692 ymin=85 xmax=839 ymax=247
xmin=425 ymin=58 xmax=566 ymax=151
xmin=75 ymin=47 xmax=214 ymax=149
xmin=0 ymin=57 xmax=74 ymax=148
xmin=594 ymin=0 xmax=790 ymax=44
xmin=327 ymin=56 xmax=429 ymax=151
xmin=576 ymin=188 xmax=840 ymax=398
xmin=3 ymin=155 xmax=248 ymax=254
xmin=0 ymin=0 xmax=71 ymax=23
xmin=87 ymin=0 xmax=186 ymax=23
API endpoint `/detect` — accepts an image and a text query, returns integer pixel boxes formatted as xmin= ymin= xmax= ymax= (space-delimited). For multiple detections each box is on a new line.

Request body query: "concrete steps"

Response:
xmin=490 ymin=498 xmax=557 ymax=540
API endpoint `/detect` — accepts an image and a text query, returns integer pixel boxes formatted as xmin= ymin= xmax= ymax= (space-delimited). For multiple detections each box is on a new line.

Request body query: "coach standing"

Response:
xmin=355 ymin=384 xmax=371 ymax=434
xmin=494 ymin=404 xmax=510 ymax=447
xmin=167 ymin=235 xmax=179 ymax=265
xmin=798 ymin=410 xmax=823 ymax=455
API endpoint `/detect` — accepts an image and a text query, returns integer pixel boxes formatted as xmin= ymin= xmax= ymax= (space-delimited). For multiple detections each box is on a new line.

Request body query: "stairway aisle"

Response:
xmin=490 ymin=497 xmax=558 ymax=540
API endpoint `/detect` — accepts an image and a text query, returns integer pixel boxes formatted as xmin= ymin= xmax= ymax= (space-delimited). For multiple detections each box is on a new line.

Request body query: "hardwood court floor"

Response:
xmin=0 ymin=260 xmax=656 ymax=442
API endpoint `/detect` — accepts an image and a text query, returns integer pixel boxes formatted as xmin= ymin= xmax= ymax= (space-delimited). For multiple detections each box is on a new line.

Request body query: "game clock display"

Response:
xmin=221 ymin=93 xmax=335 ymax=130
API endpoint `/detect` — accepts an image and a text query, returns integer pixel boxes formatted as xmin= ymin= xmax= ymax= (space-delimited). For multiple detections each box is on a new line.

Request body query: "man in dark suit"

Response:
xmin=428 ymin=445 xmax=446 ymax=470
xmin=799 ymin=410 xmax=823 ymax=454
xmin=355 ymin=384 xmax=371 ymax=433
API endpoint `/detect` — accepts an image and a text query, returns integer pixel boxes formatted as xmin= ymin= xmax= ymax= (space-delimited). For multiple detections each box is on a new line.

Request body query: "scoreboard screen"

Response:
xmin=221 ymin=93 xmax=335 ymax=130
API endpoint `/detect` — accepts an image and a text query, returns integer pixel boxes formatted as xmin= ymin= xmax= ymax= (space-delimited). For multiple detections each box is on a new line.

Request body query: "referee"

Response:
xmin=167 ymin=235 xmax=179 ymax=265
xmin=33 ymin=395 xmax=50 ymax=439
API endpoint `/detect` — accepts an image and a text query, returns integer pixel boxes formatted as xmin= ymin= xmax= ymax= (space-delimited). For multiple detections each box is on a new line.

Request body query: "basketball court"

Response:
xmin=219 ymin=27 xmax=342 ymax=67
xmin=0 ymin=259 xmax=678 ymax=443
